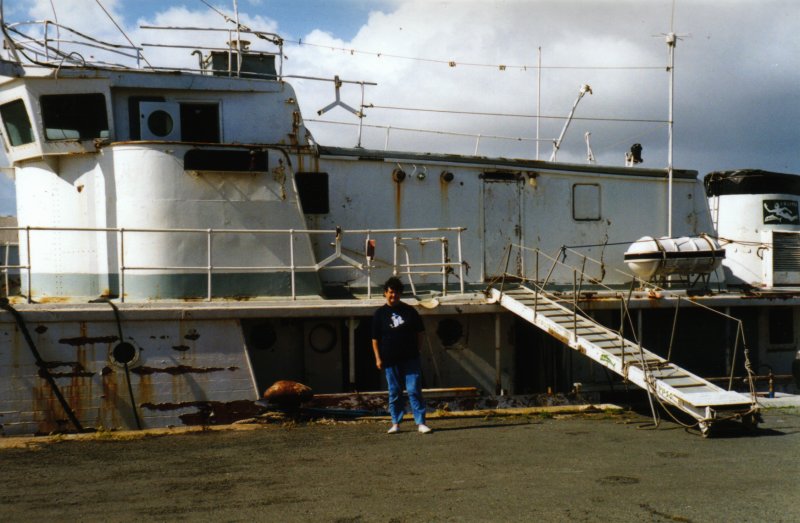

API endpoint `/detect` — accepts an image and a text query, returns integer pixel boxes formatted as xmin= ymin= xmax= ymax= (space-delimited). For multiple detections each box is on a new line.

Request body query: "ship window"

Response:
xmin=573 ymin=183 xmax=601 ymax=221
xmin=40 ymin=93 xmax=109 ymax=140
xmin=295 ymin=172 xmax=329 ymax=214
xmin=0 ymin=99 xmax=35 ymax=146
xmin=768 ymin=307 xmax=794 ymax=347
xmin=148 ymin=111 xmax=174 ymax=137
xmin=180 ymin=103 xmax=220 ymax=143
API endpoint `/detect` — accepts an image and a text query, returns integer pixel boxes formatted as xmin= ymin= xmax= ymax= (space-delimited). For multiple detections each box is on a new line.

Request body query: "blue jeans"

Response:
xmin=384 ymin=357 xmax=426 ymax=425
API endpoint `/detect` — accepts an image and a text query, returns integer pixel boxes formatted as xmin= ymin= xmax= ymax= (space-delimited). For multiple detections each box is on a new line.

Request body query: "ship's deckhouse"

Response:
xmin=0 ymin=68 xmax=318 ymax=300
xmin=706 ymin=169 xmax=800 ymax=287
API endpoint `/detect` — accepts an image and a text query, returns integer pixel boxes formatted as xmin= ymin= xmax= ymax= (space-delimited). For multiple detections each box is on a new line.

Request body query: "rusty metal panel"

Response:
xmin=0 ymin=316 xmax=257 ymax=435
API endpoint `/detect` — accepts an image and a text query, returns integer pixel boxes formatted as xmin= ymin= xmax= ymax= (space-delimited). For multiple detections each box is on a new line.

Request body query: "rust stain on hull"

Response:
xmin=58 ymin=335 xmax=119 ymax=346
xmin=39 ymin=361 xmax=94 ymax=379
xmin=131 ymin=365 xmax=238 ymax=376
xmin=139 ymin=400 xmax=261 ymax=426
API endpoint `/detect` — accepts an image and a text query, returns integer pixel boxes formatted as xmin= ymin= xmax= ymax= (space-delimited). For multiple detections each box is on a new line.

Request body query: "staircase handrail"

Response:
xmin=498 ymin=242 xmax=757 ymax=403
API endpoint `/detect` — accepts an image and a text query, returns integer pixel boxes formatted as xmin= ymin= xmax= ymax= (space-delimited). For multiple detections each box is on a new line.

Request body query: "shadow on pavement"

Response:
xmin=428 ymin=420 xmax=538 ymax=433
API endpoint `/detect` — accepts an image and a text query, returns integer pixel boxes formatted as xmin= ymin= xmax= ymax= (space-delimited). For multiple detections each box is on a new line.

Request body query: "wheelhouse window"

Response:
xmin=572 ymin=183 xmax=601 ymax=221
xmin=295 ymin=172 xmax=330 ymax=214
xmin=180 ymin=103 xmax=220 ymax=143
xmin=0 ymin=99 xmax=35 ymax=146
xmin=41 ymin=93 xmax=109 ymax=140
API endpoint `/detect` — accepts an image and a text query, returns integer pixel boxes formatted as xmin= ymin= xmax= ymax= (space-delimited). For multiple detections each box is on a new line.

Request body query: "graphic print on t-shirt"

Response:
xmin=390 ymin=313 xmax=405 ymax=328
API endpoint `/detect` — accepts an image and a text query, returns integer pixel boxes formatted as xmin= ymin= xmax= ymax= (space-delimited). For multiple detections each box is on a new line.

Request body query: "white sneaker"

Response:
xmin=387 ymin=424 xmax=399 ymax=434
xmin=418 ymin=424 xmax=432 ymax=434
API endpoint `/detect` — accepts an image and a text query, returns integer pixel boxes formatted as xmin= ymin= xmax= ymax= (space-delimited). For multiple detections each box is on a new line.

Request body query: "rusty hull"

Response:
xmin=0 ymin=316 xmax=257 ymax=435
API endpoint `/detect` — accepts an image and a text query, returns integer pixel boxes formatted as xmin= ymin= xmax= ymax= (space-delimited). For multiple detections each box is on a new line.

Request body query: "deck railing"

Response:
xmin=0 ymin=225 xmax=466 ymax=302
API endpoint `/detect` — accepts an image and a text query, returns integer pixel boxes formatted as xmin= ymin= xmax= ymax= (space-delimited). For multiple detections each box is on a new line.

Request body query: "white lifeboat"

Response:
xmin=624 ymin=236 xmax=725 ymax=280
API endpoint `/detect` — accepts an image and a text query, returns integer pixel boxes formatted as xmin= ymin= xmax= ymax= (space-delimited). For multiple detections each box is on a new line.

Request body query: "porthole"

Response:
xmin=147 ymin=110 xmax=174 ymax=137
xmin=109 ymin=341 xmax=140 ymax=367
xmin=250 ymin=322 xmax=278 ymax=351
xmin=308 ymin=323 xmax=337 ymax=354
xmin=436 ymin=319 xmax=463 ymax=346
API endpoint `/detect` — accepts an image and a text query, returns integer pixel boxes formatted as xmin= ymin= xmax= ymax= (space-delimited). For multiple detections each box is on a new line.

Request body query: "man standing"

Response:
xmin=372 ymin=277 xmax=432 ymax=434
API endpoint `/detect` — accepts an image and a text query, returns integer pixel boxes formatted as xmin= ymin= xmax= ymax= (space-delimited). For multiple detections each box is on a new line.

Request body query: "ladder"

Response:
xmin=489 ymin=285 xmax=758 ymax=435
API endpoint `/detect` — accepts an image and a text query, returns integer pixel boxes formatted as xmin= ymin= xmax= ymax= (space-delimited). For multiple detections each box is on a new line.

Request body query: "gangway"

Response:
xmin=488 ymin=284 xmax=759 ymax=435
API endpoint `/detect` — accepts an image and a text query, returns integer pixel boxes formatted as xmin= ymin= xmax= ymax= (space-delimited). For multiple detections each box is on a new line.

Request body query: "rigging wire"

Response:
xmin=367 ymin=105 xmax=668 ymax=124
xmin=289 ymin=38 xmax=665 ymax=72
xmin=93 ymin=0 xmax=152 ymax=69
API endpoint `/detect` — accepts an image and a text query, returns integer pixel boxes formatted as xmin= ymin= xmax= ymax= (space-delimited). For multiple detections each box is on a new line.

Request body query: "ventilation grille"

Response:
xmin=773 ymin=232 xmax=800 ymax=282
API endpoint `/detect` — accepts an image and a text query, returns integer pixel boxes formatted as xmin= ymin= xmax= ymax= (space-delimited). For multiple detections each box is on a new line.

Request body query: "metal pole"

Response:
xmin=289 ymin=229 xmax=296 ymax=300
xmin=207 ymin=228 xmax=213 ymax=301
xmin=666 ymin=32 xmax=676 ymax=237
xmin=724 ymin=306 xmax=731 ymax=376
xmin=619 ymin=298 xmax=625 ymax=369
xmin=536 ymin=46 xmax=541 ymax=161
xmin=573 ymin=269 xmax=577 ymax=342
xmin=348 ymin=317 xmax=356 ymax=390
xmin=474 ymin=134 xmax=481 ymax=155
xmin=550 ymin=84 xmax=592 ymax=162
xmin=667 ymin=296 xmax=680 ymax=361
xmin=441 ymin=238 xmax=447 ymax=295
xmin=728 ymin=323 xmax=741 ymax=391
xmin=366 ymin=232 xmax=372 ymax=299
xmin=392 ymin=236 xmax=398 ymax=276
xmin=233 ymin=0 xmax=242 ymax=75
xmin=356 ymin=82 xmax=365 ymax=148
xmin=495 ymin=313 xmax=502 ymax=395
xmin=457 ymin=229 xmax=464 ymax=294
xmin=3 ymin=242 xmax=9 ymax=296
xmin=25 ymin=226 xmax=31 ymax=303
xmin=637 ymin=309 xmax=643 ymax=348
xmin=119 ymin=228 xmax=125 ymax=303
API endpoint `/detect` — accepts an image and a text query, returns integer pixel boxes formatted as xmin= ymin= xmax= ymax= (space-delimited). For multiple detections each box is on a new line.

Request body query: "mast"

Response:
xmin=667 ymin=31 xmax=676 ymax=237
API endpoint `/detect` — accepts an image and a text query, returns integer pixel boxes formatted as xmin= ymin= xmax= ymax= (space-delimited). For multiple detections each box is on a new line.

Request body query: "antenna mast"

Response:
xmin=667 ymin=31 xmax=675 ymax=237
xmin=666 ymin=0 xmax=677 ymax=237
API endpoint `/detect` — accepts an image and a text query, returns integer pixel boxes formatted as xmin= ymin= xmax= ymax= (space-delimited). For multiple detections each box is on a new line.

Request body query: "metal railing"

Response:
xmin=0 ymin=240 xmax=19 ymax=297
xmin=4 ymin=20 xmax=146 ymax=69
xmin=0 ymin=225 xmax=466 ymax=302
xmin=3 ymin=20 xmax=285 ymax=77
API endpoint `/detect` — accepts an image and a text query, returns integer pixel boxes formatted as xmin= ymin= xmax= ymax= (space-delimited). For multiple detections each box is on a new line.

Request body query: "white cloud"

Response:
xmin=3 ymin=0 xmax=799 ymax=175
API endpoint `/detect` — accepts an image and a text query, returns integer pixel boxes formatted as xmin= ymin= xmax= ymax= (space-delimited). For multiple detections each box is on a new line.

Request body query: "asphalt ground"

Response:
xmin=1 ymin=407 xmax=799 ymax=522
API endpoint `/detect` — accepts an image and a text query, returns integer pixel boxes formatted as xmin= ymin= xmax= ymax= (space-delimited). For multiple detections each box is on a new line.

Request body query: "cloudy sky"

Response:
xmin=1 ymin=0 xmax=798 ymax=215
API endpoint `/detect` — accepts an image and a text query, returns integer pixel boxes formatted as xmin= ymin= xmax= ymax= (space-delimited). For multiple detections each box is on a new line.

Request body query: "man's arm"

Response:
xmin=372 ymin=339 xmax=383 ymax=370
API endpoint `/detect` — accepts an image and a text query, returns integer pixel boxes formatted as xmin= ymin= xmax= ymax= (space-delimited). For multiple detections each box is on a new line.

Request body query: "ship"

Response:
xmin=0 ymin=4 xmax=797 ymax=437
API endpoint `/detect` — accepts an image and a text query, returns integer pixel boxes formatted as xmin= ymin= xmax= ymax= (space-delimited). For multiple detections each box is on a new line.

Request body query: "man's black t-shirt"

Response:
xmin=372 ymin=302 xmax=424 ymax=366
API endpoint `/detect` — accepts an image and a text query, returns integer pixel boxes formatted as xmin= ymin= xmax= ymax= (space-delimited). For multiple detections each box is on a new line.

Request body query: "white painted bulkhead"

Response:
xmin=709 ymin=186 xmax=800 ymax=287
xmin=3 ymin=71 xmax=320 ymax=299
xmin=309 ymin=150 xmax=712 ymax=289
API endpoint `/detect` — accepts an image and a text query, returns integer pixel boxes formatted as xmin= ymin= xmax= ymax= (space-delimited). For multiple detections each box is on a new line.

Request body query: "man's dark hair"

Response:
xmin=383 ymin=276 xmax=404 ymax=293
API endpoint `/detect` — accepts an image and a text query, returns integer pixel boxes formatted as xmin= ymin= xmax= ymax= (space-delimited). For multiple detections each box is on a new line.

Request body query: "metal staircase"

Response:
xmin=489 ymin=285 xmax=759 ymax=435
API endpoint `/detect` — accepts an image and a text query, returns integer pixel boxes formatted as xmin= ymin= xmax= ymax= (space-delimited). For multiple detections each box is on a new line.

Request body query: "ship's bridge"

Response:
xmin=0 ymin=67 xmax=309 ymax=165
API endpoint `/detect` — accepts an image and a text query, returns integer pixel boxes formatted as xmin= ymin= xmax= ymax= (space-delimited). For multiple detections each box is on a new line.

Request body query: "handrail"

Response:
xmin=1 ymin=240 xmax=17 ymax=296
xmin=4 ymin=20 xmax=285 ymax=76
xmin=5 ymin=21 xmax=145 ymax=67
xmin=0 ymin=225 xmax=466 ymax=303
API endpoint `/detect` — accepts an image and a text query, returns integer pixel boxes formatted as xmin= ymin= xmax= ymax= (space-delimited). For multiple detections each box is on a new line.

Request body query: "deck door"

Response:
xmin=482 ymin=173 xmax=523 ymax=281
